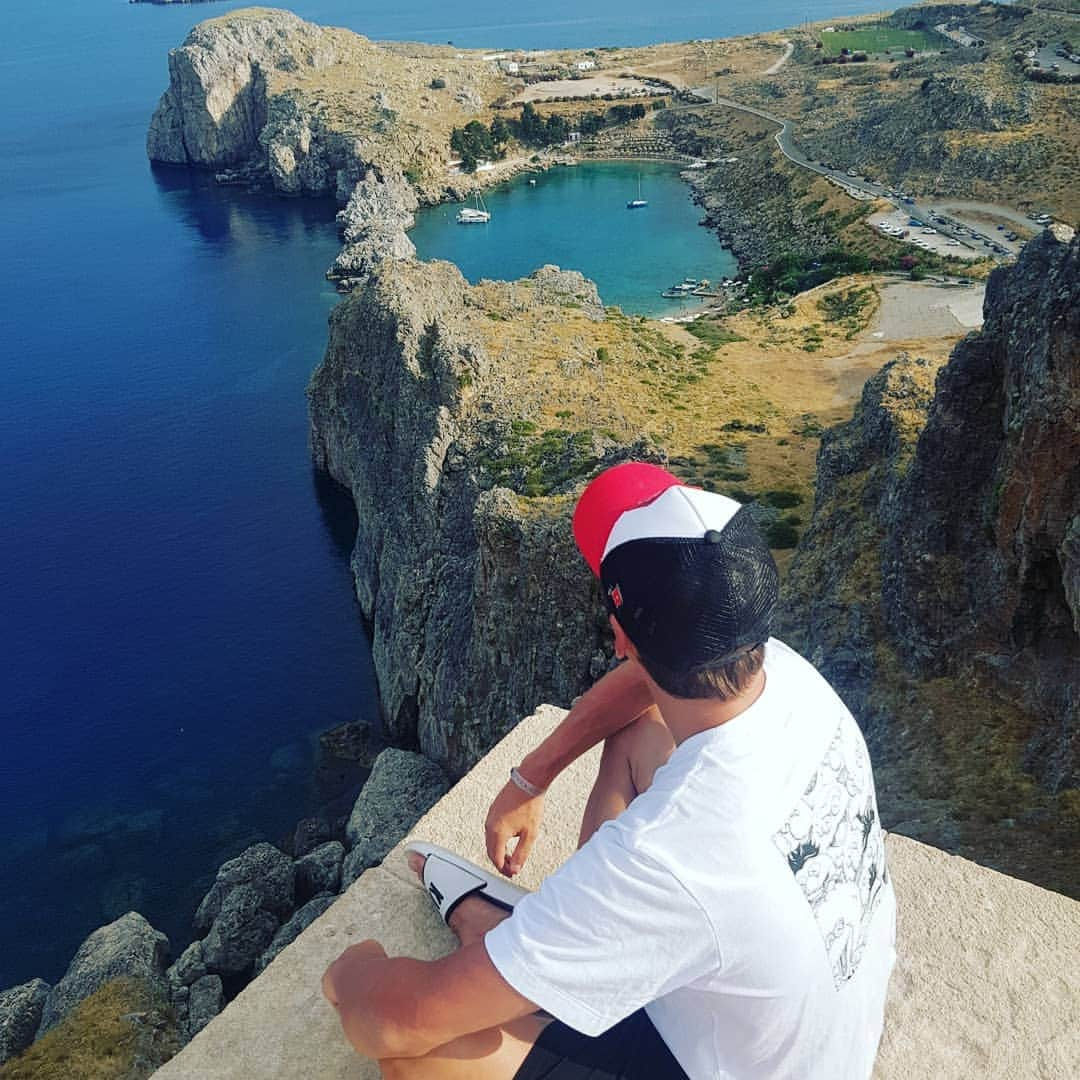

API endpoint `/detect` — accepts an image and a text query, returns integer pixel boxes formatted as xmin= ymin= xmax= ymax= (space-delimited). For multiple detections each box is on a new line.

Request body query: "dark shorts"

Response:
xmin=513 ymin=1010 xmax=689 ymax=1080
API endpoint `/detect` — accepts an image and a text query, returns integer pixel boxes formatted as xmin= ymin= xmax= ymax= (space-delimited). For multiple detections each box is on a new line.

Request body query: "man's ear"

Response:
xmin=609 ymin=615 xmax=640 ymax=663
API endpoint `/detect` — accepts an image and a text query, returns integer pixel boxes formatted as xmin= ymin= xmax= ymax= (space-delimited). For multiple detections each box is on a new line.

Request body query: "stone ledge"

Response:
xmin=153 ymin=706 xmax=1080 ymax=1079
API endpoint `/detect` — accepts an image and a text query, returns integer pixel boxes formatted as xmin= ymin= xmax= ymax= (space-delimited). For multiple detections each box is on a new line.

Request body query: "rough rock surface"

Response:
xmin=0 ymin=978 xmax=49 ymax=1064
xmin=780 ymin=226 xmax=1079 ymax=893
xmin=290 ymin=816 xmax=333 ymax=858
xmin=309 ymin=258 xmax=638 ymax=775
xmin=254 ymin=895 xmax=337 ymax=975
xmin=194 ymin=842 xmax=295 ymax=933
xmin=192 ymin=843 xmax=296 ymax=978
xmin=344 ymin=750 xmax=449 ymax=880
xmin=883 ymin=226 xmax=1078 ymax=790
xmin=199 ymin=886 xmax=280 ymax=977
xmin=328 ymin=169 xmax=419 ymax=290
xmin=147 ymin=10 xmax=319 ymax=170
xmin=148 ymin=8 xmax=504 ymax=201
xmin=166 ymin=942 xmax=207 ymax=995
xmin=187 ymin=974 xmax=224 ymax=1037
xmin=294 ymin=841 xmax=344 ymax=903
xmin=36 ymin=912 xmax=170 ymax=1036
xmin=780 ymin=350 xmax=944 ymax=724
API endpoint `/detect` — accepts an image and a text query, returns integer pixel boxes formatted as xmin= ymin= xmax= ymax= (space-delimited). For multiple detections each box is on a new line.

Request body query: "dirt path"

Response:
xmin=763 ymin=40 xmax=794 ymax=75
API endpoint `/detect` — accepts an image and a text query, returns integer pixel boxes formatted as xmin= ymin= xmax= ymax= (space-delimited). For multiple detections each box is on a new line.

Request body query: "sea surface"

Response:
xmin=2 ymin=0 xmax=895 ymax=987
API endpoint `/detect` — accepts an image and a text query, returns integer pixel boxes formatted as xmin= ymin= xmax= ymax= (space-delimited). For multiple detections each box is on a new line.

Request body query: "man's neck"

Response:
xmin=651 ymin=668 xmax=767 ymax=746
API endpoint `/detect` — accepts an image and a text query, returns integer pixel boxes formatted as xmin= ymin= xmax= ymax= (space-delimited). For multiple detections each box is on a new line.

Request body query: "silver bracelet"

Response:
xmin=510 ymin=766 xmax=547 ymax=798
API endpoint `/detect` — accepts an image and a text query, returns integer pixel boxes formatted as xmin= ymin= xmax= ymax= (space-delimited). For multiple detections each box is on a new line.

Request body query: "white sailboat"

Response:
xmin=627 ymin=174 xmax=648 ymax=209
xmin=457 ymin=193 xmax=490 ymax=224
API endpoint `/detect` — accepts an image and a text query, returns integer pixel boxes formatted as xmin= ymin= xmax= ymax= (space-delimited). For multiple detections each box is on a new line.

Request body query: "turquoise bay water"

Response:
xmin=411 ymin=162 xmax=737 ymax=317
xmin=2 ymin=0 xmax=896 ymax=987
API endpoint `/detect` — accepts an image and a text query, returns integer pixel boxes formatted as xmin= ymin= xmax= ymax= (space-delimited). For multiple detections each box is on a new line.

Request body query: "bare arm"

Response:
xmin=323 ymin=939 xmax=537 ymax=1060
xmin=485 ymin=660 xmax=654 ymax=875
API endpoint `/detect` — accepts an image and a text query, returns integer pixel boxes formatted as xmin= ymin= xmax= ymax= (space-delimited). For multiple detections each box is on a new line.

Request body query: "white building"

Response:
xmin=576 ymin=59 xmax=596 ymax=71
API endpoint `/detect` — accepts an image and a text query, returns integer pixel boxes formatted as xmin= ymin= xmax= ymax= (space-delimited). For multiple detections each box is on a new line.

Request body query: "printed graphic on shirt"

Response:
xmin=772 ymin=723 xmax=888 ymax=989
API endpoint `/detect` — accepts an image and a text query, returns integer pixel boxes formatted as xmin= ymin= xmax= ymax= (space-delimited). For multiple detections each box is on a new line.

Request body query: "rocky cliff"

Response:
xmin=883 ymin=224 xmax=1079 ymax=789
xmin=147 ymin=8 xmax=504 ymax=199
xmin=780 ymin=225 xmax=1079 ymax=896
xmin=307 ymin=259 xmax=670 ymax=775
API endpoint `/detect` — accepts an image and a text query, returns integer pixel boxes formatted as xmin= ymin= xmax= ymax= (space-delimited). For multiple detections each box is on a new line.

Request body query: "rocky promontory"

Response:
xmin=147 ymin=7 xmax=505 ymax=200
xmin=307 ymin=257 xmax=666 ymax=774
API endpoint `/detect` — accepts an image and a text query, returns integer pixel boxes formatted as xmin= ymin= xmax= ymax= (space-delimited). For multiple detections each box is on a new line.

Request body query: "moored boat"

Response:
xmin=457 ymin=193 xmax=490 ymax=224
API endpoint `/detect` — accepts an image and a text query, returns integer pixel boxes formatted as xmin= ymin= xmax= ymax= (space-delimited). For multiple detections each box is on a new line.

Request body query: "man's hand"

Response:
xmin=322 ymin=939 xmax=388 ymax=1012
xmin=485 ymin=780 xmax=545 ymax=877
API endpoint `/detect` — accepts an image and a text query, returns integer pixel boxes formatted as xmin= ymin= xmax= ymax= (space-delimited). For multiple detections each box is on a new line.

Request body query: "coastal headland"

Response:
xmin=1 ymin=4 xmax=1074 ymax=1075
xmin=152 ymin=0 xmax=1077 ymax=944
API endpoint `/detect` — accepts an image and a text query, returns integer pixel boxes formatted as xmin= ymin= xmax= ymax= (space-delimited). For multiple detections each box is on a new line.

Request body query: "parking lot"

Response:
xmin=1032 ymin=42 xmax=1080 ymax=77
xmin=868 ymin=207 xmax=984 ymax=260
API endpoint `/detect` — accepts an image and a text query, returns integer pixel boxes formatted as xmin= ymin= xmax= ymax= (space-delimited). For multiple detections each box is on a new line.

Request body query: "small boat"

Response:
xmin=527 ymin=178 xmax=537 ymax=186
xmin=627 ymin=174 xmax=648 ymax=209
xmin=457 ymin=193 xmax=490 ymax=224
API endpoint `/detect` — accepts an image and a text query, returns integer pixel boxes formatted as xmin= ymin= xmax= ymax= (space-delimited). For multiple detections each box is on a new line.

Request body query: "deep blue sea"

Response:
xmin=1 ymin=0 xmax=895 ymax=987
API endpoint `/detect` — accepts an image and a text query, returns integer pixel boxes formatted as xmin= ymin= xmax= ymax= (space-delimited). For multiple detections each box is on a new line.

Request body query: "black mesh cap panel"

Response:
xmin=600 ymin=505 xmax=778 ymax=673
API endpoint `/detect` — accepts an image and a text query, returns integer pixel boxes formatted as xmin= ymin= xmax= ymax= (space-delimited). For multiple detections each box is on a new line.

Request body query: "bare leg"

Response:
xmin=385 ymin=855 xmax=548 ymax=1078
xmin=379 ymin=1013 xmax=551 ymax=1080
xmin=579 ymin=705 xmax=675 ymax=847
xmin=383 ymin=712 xmax=674 ymax=1078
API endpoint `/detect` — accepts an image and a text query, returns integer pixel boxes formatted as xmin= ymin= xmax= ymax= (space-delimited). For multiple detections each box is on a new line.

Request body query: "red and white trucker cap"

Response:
xmin=573 ymin=462 xmax=778 ymax=674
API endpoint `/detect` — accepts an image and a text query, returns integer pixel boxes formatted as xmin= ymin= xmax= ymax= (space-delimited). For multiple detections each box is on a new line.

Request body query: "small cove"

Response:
xmin=410 ymin=161 xmax=737 ymax=317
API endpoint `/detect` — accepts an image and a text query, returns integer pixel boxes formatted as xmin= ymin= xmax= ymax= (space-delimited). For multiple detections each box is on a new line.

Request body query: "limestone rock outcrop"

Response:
xmin=294 ymin=841 xmax=344 ymax=904
xmin=0 ymin=979 xmax=49 ymax=1064
xmin=193 ymin=843 xmax=295 ymax=978
xmin=36 ymin=912 xmax=170 ymax=1036
xmin=148 ymin=8 xmax=505 ymax=201
xmin=308 ymin=259 xmax=654 ymax=776
xmin=186 ymin=974 xmax=224 ymax=1037
xmin=343 ymin=750 xmax=450 ymax=883
xmin=148 ymin=10 xmax=324 ymax=171
xmin=254 ymin=895 xmax=337 ymax=975
xmin=328 ymin=169 xmax=419 ymax=290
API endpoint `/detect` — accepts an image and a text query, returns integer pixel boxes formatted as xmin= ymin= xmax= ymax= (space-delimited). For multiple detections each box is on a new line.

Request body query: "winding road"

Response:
xmin=682 ymin=84 xmax=1031 ymax=263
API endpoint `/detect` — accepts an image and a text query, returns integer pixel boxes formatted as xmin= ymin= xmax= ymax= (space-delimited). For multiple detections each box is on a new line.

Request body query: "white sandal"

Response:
xmin=405 ymin=841 xmax=528 ymax=925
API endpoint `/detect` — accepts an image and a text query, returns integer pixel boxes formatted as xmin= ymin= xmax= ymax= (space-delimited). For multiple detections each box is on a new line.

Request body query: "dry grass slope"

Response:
xmin=0 ymin=979 xmax=181 ymax=1080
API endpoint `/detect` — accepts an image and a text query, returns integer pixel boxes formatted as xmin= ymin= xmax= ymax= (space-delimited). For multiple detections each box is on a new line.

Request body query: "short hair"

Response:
xmin=637 ymin=643 xmax=766 ymax=701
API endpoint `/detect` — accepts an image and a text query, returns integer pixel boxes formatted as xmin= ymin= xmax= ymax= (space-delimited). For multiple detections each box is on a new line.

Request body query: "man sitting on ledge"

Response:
xmin=323 ymin=462 xmax=897 ymax=1079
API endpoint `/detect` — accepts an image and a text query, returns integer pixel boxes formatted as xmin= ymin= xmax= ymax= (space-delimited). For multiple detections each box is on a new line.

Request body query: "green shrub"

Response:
xmin=764 ymin=489 xmax=802 ymax=509
xmin=686 ymin=319 xmax=745 ymax=347
xmin=765 ymin=520 xmax=800 ymax=549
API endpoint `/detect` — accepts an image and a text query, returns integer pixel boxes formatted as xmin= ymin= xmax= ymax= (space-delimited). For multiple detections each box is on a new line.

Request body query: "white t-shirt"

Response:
xmin=485 ymin=638 xmax=896 ymax=1080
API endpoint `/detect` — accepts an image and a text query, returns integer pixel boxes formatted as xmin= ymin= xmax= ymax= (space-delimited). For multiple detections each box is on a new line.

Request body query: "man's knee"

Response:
xmin=606 ymin=706 xmax=674 ymax=793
